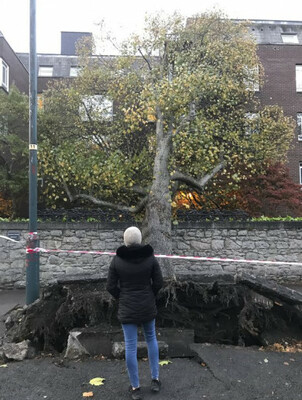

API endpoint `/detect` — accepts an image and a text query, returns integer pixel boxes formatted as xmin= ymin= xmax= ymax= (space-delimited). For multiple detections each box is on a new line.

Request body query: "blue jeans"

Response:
xmin=122 ymin=319 xmax=159 ymax=388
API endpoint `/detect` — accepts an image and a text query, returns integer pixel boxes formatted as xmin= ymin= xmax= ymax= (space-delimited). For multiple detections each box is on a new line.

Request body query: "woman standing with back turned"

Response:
xmin=106 ymin=226 xmax=164 ymax=400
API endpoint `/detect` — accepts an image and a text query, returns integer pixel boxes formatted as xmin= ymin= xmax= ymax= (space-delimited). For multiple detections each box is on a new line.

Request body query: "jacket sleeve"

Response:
xmin=106 ymin=257 xmax=120 ymax=299
xmin=151 ymin=257 xmax=164 ymax=295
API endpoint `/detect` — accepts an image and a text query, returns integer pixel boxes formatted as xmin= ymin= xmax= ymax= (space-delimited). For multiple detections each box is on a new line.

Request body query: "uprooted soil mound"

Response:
xmin=3 ymin=274 xmax=302 ymax=353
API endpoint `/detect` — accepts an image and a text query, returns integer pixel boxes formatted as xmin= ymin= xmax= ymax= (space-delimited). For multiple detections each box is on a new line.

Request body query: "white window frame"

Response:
xmin=299 ymin=162 xmax=302 ymax=184
xmin=296 ymin=65 xmax=302 ymax=92
xmin=281 ymin=34 xmax=299 ymax=44
xmin=70 ymin=66 xmax=80 ymax=77
xmin=79 ymin=95 xmax=113 ymax=121
xmin=297 ymin=113 xmax=302 ymax=141
xmin=38 ymin=66 xmax=54 ymax=77
xmin=0 ymin=58 xmax=9 ymax=92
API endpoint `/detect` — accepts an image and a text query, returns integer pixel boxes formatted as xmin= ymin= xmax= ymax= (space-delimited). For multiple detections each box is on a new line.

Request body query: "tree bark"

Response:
xmin=143 ymin=111 xmax=174 ymax=278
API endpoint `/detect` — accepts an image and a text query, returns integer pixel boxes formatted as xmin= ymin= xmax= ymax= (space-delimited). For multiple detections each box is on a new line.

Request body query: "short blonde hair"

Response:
xmin=123 ymin=226 xmax=142 ymax=246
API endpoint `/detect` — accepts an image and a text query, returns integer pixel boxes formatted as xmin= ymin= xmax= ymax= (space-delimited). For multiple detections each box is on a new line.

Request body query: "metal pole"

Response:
xmin=26 ymin=0 xmax=39 ymax=304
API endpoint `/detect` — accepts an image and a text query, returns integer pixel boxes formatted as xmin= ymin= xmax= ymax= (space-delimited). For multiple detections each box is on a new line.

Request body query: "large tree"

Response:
xmin=0 ymin=86 xmax=29 ymax=217
xmin=39 ymin=12 xmax=294 ymax=275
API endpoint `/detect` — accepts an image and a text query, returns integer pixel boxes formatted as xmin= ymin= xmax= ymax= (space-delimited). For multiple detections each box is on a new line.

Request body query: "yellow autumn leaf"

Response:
xmin=89 ymin=377 xmax=106 ymax=386
xmin=159 ymin=360 xmax=172 ymax=366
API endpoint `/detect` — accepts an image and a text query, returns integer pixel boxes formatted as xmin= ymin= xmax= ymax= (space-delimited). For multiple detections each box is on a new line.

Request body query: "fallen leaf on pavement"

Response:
xmin=159 ymin=360 xmax=172 ymax=366
xmin=0 ymin=364 xmax=7 ymax=368
xmin=89 ymin=377 xmax=105 ymax=386
xmin=83 ymin=392 xmax=94 ymax=397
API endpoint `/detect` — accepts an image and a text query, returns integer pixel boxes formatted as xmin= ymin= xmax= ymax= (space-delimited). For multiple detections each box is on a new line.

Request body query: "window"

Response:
xmin=0 ymin=58 xmax=9 ymax=92
xmin=282 ymin=34 xmax=299 ymax=44
xmin=244 ymin=65 xmax=260 ymax=92
xmin=296 ymin=65 xmax=302 ymax=92
xmin=297 ymin=113 xmax=302 ymax=141
xmin=70 ymin=66 xmax=80 ymax=77
xmin=38 ymin=66 xmax=53 ymax=77
xmin=299 ymin=162 xmax=302 ymax=184
xmin=79 ymin=95 xmax=113 ymax=121
xmin=245 ymin=112 xmax=259 ymax=135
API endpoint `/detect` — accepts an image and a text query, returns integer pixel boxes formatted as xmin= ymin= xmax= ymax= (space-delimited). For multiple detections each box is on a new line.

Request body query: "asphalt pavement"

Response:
xmin=0 ymin=344 xmax=302 ymax=400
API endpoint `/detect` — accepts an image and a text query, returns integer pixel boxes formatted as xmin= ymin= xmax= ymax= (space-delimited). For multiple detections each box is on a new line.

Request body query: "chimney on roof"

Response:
xmin=61 ymin=32 xmax=92 ymax=55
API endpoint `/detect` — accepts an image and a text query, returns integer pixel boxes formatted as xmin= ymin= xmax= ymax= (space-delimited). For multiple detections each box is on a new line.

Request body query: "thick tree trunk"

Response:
xmin=143 ymin=112 xmax=174 ymax=278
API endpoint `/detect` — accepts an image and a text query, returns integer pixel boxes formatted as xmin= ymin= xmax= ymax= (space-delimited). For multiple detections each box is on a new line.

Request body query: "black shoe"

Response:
xmin=129 ymin=386 xmax=143 ymax=400
xmin=151 ymin=379 xmax=161 ymax=393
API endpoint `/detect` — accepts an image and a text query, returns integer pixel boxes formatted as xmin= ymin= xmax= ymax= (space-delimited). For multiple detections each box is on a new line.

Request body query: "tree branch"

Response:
xmin=132 ymin=185 xmax=149 ymax=195
xmin=171 ymin=162 xmax=224 ymax=191
xmin=62 ymin=180 xmax=149 ymax=214
xmin=138 ymin=47 xmax=152 ymax=71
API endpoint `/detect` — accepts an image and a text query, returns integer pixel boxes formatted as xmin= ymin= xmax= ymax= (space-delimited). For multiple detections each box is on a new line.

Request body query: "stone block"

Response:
xmin=66 ymin=266 xmax=85 ymax=275
xmin=2 ymin=340 xmax=36 ymax=361
xmin=225 ymin=238 xmax=241 ymax=250
xmin=0 ymin=252 xmax=9 ymax=262
xmin=48 ymin=255 xmax=62 ymax=265
xmin=0 ymin=263 xmax=10 ymax=271
xmin=241 ymin=242 xmax=255 ymax=250
xmin=11 ymin=260 xmax=25 ymax=270
xmin=75 ymin=230 xmax=86 ymax=238
xmin=64 ymin=236 xmax=80 ymax=244
xmin=64 ymin=331 xmax=90 ymax=359
xmin=91 ymin=240 xmax=102 ymax=250
xmin=65 ymin=326 xmax=124 ymax=359
xmin=191 ymin=241 xmax=211 ymax=251
xmin=13 ymin=281 xmax=26 ymax=289
xmin=99 ymin=232 xmax=110 ymax=240
xmin=112 ymin=341 xmax=168 ymax=359
xmin=50 ymin=230 xmax=63 ymax=236
xmin=211 ymin=240 xmax=224 ymax=251
xmin=64 ymin=230 xmax=76 ymax=237
xmin=177 ymin=242 xmax=191 ymax=251
xmin=157 ymin=328 xmax=195 ymax=357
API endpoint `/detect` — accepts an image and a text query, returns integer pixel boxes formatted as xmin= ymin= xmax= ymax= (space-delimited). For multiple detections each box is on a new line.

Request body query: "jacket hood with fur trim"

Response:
xmin=116 ymin=244 xmax=154 ymax=260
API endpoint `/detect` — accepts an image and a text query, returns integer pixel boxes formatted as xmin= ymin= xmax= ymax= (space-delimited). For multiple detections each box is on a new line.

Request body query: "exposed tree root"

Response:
xmin=2 ymin=274 xmax=302 ymax=353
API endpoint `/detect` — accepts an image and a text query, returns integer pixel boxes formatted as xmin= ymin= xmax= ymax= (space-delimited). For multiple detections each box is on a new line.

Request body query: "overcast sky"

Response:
xmin=1 ymin=0 xmax=302 ymax=54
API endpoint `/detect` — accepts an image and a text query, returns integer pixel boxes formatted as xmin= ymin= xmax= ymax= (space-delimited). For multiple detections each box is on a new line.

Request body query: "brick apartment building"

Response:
xmin=1 ymin=22 xmax=302 ymax=183
xmin=248 ymin=20 xmax=302 ymax=184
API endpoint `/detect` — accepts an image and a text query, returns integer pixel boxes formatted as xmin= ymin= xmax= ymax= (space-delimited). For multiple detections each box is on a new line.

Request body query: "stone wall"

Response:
xmin=1 ymin=221 xmax=302 ymax=289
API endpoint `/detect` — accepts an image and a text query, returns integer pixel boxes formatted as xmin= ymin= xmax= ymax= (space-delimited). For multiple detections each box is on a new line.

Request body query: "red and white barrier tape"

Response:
xmin=1 ymin=233 xmax=300 ymax=266
xmin=25 ymin=247 xmax=302 ymax=267
xmin=0 ymin=235 xmax=21 ymax=243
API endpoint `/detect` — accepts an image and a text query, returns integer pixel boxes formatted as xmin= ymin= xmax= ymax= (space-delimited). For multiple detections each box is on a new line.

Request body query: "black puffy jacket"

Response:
xmin=106 ymin=244 xmax=163 ymax=324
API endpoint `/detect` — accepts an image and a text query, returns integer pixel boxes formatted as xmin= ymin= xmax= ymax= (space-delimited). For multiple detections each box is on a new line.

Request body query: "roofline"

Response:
xmin=16 ymin=52 xmax=119 ymax=58
xmin=0 ymin=35 xmax=29 ymax=74
xmin=61 ymin=31 xmax=92 ymax=35
xmin=233 ymin=19 xmax=302 ymax=25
